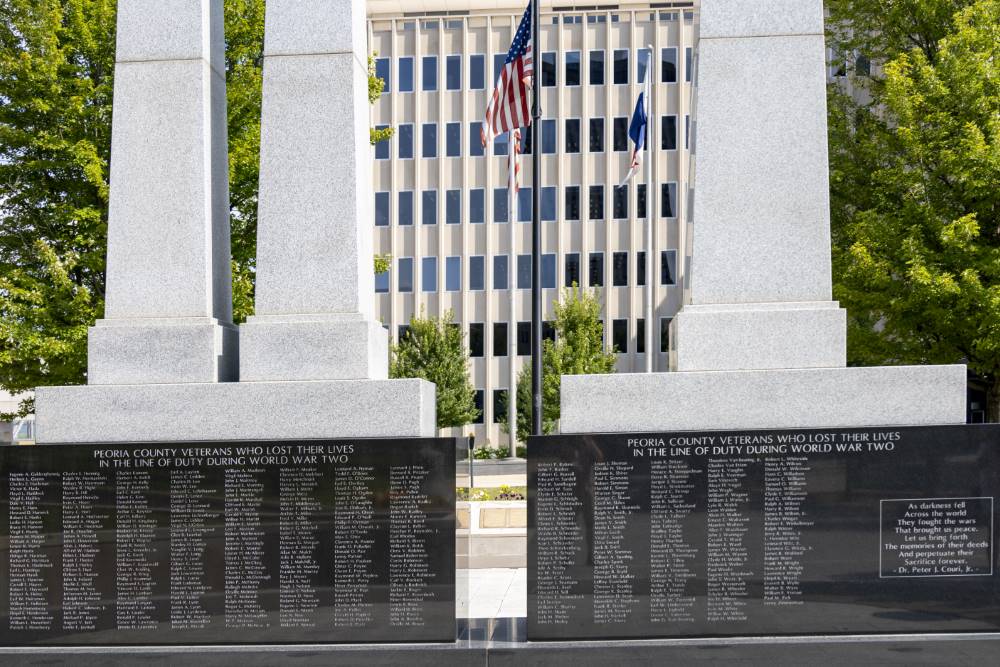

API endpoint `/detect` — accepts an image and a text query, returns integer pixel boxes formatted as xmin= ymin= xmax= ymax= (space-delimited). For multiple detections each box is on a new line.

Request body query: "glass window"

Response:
xmin=446 ymin=256 xmax=461 ymax=291
xmin=398 ymin=123 xmax=413 ymax=159
xmin=613 ymin=117 xmax=628 ymax=151
xmin=469 ymin=323 xmax=484 ymax=357
xmin=398 ymin=191 xmax=413 ymax=226
xmin=636 ymin=317 xmax=645 ymax=354
xmin=398 ymin=324 xmax=411 ymax=342
xmin=375 ymin=125 xmax=390 ymax=160
xmin=543 ymin=321 xmax=556 ymax=343
xmin=589 ymin=50 xmax=604 ymax=85
xmin=661 ymin=182 xmax=677 ymax=218
xmin=613 ymin=319 xmax=628 ymax=353
xmin=637 ymin=251 xmax=646 ymax=286
xmin=375 ymin=268 xmax=389 ymax=293
xmin=685 ymin=115 xmax=690 ymax=149
xmin=517 ymin=187 xmax=532 ymax=222
xmin=493 ymin=255 xmax=508 ymax=290
xmin=660 ymin=250 xmax=677 ymax=286
xmin=565 ymin=119 xmax=580 ymax=153
xmin=421 ymin=190 xmax=437 ymax=225
xmin=375 ymin=57 xmax=390 ymax=90
xmin=517 ymin=322 xmax=531 ymax=356
xmin=420 ymin=56 xmax=436 ymax=91
xmin=522 ymin=125 xmax=533 ymax=154
xmin=398 ymin=257 xmax=413 ymax=293
xmin=589 ymin=185 xmax=604 ymax=220
xmin=422 ymin=123 xmax=437 ymax=158
xmin=613 ymin=49 xmax=628 ymax=84
xmin=613 ymin=185 xmax=628 ymax=219
xmin=589 ymin=252 xmax=604 ymax=287
xmin=613 ymin=252 xmax=628 ymax=286
xmin=565 ymin=186 xmax=580 ymax=221
xmin=542 ymin=187 xmax=557 ymax=221
xmin=399 ymin=56 xmax=414 ymax=92
xmin=470 ymin=189 xmax=484 ymax=224
xmin=493 ymin=53 xmax=506 ymax=82
xmin=517 ymin=254 xmax=531 ymax=289
xmin=662 ymin=115 xmax=677 ymax=150
xmin=637 ymin=184 xmax=647 ymax=219
xmin=685 ymin=47 xmax=693 ymax=82
xmin=661 ymin=47 xmax=677 ymax=83
xmin=446 ymin=122 xmax=461 ymax=157
xmin=469 ymin=54 xmax=485 ymax=89
xmin=542 ymin=119 xmax=556 ymax=154
xmin=492 ymin=390 xmax=507 ymax=423
xmin=589 ymin=118 xmax=604 ymax=152
xmin=493 ymin=322 xmax=508 ymax=357
xmin=661 ymin=317 xmax=672 ymax=353
xmin=473 ymin=390 xmax=484 ymax=424
xmin=494 ymin=187 xmax=509 ymax=222
xmin=375 ymin=192 xmax=389 ymax=227
xmin=542 ymin=51 xmax=557 ymax=86
xmin=565 ymin=253 xmax=580 ymax=287
xmin=542 ymin=253 xmax=556 ymax=289
xmin=637 ymin=48 xmax=651 ymax=84
xmin=470 ymin=256 xmax=485 ymax=291
xmin=565 ymin=51 xmax=580 ymax=85
xmin=422 ymin=256 xmax=437 ymax=292
xmin=493 ymin=130 xmax=509 ymax=157
xmin=446 ymin=190 xmax=461 ymax=225
xmin=446 ymin=55 xmax=461 ymax=90
xmin=469 ymin=122 xmax=484 ymax=157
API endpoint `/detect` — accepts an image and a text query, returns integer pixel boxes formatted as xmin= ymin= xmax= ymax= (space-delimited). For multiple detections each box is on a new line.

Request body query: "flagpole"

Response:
xmin=508 ymin=134 xmax=518 ymax=457
xmin=530 ymin=0 xmax=542 ymax=437
xmin=645 ymin=45 xmax=654 ymax=373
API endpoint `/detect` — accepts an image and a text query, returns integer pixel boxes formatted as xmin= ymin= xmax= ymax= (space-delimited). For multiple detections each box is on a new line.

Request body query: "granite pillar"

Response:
xmin=560 ymin=0 xmax=966 ymax=432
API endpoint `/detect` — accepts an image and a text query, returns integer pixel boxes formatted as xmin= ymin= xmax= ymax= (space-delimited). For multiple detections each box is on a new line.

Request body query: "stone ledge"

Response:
xmin=35 ymin=379 xmax=435 ymax=443
xmin=560 ymin=365 xmax=967 ymax=433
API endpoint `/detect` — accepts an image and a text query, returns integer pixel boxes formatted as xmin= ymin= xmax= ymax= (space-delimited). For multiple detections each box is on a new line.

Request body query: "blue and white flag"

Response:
xmin=621 ymin=91 xmax=647 ymax=185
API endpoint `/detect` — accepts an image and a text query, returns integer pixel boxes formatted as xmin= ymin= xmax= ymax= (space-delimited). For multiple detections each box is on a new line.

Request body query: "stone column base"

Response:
xmin=35 ymin=378 xmax=435 ymax=443
xmin=560 ymin=365 xmax=967 ymax=433
xmin=88 ymin=318 xmax=238 ymax=384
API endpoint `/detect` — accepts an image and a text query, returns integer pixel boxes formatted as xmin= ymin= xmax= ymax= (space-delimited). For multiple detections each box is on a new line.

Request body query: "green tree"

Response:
xmin=502 ymin=285 xmax=617 ymax=442
xmin=389 ymin=310 xmax=479 ymax=429
xmin=827 ymin=0 xmax=1000 ymax=415
xmin=0 ymin=1 xmax=392 ymax=416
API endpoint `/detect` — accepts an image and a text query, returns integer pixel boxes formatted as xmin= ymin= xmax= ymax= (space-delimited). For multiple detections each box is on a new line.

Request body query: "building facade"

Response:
xmin=367 ymin=1 xmax=699 ymax=447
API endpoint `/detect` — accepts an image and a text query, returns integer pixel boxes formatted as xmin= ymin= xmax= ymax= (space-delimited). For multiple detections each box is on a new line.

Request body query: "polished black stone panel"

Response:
xmin=0 ymin=439 xmax=457 ymax=646
xmin=528 ymin=425 xmax=1000 ymax=641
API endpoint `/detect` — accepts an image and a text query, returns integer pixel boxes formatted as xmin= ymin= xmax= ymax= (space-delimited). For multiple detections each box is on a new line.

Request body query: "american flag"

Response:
xmin=509 ymin=129 xmax=522 ymax=193
xmin=621 ymin=91 xmax=648 ymax=185
xmin=481 ymin=2 xmax=533 ymax=146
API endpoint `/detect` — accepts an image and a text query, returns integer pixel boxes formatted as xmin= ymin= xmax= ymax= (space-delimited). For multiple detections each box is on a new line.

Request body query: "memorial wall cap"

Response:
xmin=264 ymin=0 xmax=367 ymax=60
xmin=115 ymin=0 xmax=225 ymax=76
xmin=700 ymin=0 xmax=824 ymax=40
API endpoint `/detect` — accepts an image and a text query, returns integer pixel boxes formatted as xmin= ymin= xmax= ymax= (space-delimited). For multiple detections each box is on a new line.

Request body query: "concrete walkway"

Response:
xmin=457 ymin=568 xmax=526 ymax=619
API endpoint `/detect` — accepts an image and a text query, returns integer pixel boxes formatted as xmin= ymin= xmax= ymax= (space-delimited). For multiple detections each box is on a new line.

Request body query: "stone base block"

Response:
xmin=671 ymin=302 xmax=846 ymax=371
xmin=240 ymin=316 xmax=388 ymax=381
xmin=560 ymin=364 xmax=966 ymax=433
xmin=35 ymin=378 xmax=435 ymax=443
xmin=88 ymin=318 xmax=237 ymax=384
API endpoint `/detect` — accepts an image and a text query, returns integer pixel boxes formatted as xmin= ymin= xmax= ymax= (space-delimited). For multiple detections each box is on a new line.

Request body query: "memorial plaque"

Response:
xmin=1 ymin=438 xmax=456 ymax=646
xmin=528 ymin=425 xmax=1000 ymax=640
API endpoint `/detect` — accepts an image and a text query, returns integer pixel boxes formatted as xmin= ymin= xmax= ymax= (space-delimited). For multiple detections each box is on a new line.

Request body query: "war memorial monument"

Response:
xmin=1 ymin=0 xmax=998 ymax=664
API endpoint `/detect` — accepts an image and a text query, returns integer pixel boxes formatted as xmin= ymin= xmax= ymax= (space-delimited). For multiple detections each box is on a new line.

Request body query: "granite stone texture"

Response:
xmin=35 ymin=378 xmax=436 ymax=443
xmin=254 ymin=52 xmax=372 ymax=319
xmin=263 ymin=0 xmax=366 ymax=61
xmin=240 ymin=317 xmax=388 ymax=381
xmin=560 ymin=365 xmax=967 ymax=433
xmin=699 ymin=0 xmax=824 ymax=39
xmin=115 ymin=0 xmax=225 ymax=76
xmin=689 ymin=34 xmax=832 ymax=305
xmin=671 ymin=302 xmax=846 ymax=371
xmin=88 ymin=319 xmax=238 ymax=384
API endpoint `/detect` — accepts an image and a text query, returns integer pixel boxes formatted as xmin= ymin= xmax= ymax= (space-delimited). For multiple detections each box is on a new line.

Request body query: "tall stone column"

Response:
xmin=90 ymin=0 xmax=237 ymax=384
xmin=558 ymin=0 xmax=966 ymax=433
xmin=239 ymin=0 xmax=388 ymax=381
